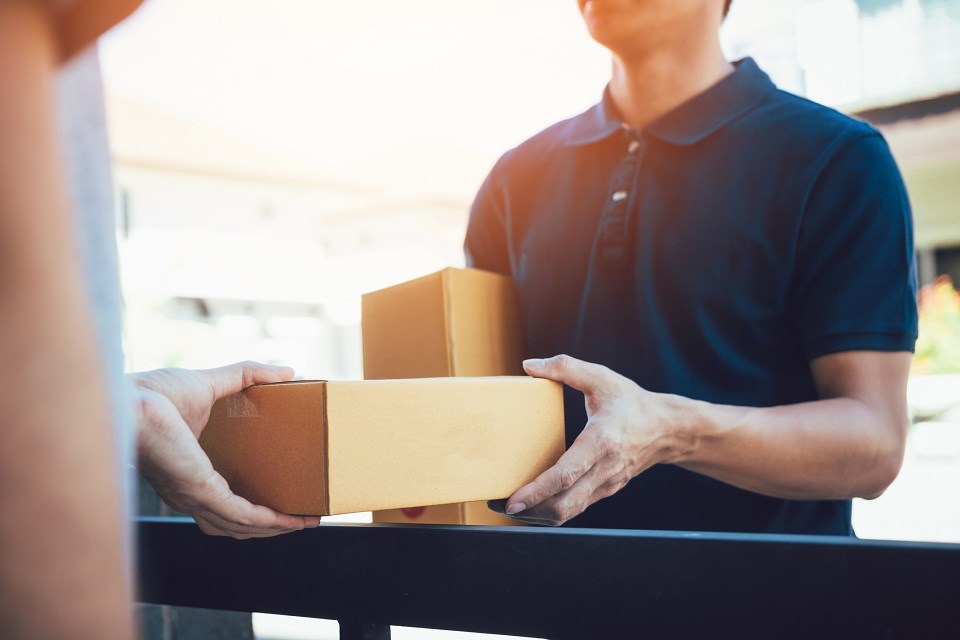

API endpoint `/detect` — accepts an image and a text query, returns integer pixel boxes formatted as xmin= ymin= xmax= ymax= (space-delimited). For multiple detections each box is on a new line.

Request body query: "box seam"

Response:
xmin=442 ymin=268 xmax=455 ymax=377
xmin=321 ymin=382 xmax=331 ymax=515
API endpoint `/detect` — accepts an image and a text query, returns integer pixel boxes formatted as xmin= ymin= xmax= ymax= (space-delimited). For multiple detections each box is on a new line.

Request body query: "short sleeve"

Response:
xmin=464 ymin=159 xmax=512 ymax=275
xmin=789 ymin=131 xmax=918 ymax=360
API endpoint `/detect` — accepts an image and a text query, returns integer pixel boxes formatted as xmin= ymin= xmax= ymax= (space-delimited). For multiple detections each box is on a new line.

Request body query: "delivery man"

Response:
xmin=468 ymin=0 xmax=918 ymax=534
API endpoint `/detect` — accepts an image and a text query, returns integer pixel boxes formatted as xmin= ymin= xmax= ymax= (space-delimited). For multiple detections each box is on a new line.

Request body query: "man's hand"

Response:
xmin=500 ymin=355 xmax=687 ymax=526
xmin=499 ymin=351 xmax=910 ymax=526
xmin=132 ymin=361 xmax=322 ymax=539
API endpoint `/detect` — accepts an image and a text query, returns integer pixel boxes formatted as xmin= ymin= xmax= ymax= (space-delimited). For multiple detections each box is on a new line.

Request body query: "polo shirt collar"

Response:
xmin=564 ymin=57 xmax=776 ymax=147
xmin=564 ymin=88 xmax=623 ymax=147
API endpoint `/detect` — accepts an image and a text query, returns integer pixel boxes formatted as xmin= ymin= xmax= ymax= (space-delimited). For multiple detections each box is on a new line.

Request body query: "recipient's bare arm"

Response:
xmin=0 ymin=3 xmax=133 ymax=637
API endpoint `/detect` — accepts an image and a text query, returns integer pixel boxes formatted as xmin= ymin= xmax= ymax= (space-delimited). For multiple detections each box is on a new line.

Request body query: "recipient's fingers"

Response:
xmin=193 ymin=472 xmax=316 ymax=534
xmin=194 ymin=516 xmax=231 ymax=538
xmin=504 ymin=430 xmax=604 ymax=515
xmin=204 ymin=361 xmax=295 ymax=400
xmin=205 ymin=491 xmax=313 ymax=532
xmin=197 ymin=509 xmax=304 ymax=539
xmin=196 ymin=514 xmax=294 ymax=540
xmin=522 ymin=354 xmax=610 ymax=394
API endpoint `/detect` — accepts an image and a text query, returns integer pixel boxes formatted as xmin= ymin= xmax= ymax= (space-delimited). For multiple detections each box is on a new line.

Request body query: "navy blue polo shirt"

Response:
xmin=465 ymin=58 xmax=918 ymax=535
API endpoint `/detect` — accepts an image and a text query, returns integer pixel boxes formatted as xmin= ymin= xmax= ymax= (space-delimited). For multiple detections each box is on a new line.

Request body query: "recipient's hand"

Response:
xmin=132 ymin=361 xmax=321 ymax=538
xmin=501 ymin=355 xmax=687 ymax=526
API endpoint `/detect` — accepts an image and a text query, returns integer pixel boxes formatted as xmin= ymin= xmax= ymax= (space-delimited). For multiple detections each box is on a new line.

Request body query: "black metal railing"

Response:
xmin=136 ymin=516 xmax=960 ymax=640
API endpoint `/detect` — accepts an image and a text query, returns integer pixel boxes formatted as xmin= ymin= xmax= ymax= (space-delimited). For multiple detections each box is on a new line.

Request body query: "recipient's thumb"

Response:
xmin=207 ymin=361 xmax=295 ymax=399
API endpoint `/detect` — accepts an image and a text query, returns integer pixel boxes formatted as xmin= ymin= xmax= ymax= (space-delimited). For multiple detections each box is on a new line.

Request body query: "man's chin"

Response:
xmin=584 ymin=22 xmax=638 ymax=54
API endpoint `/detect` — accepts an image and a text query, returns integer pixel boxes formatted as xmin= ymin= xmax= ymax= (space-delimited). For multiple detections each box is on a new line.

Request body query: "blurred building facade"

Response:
xmin=725 ymin=0 xmax=960 ymax=285
xmin=107 ymin=94 xmax=470 ymax=379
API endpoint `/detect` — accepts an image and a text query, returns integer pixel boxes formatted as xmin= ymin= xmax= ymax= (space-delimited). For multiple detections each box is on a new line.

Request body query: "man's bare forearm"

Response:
xmin=505 ymin=352 xmax=910 ymax=526
xmin=0 ymin=3 xmax=133 ymax=637
xmin=677 ymin=395 xmax=906 ymax=501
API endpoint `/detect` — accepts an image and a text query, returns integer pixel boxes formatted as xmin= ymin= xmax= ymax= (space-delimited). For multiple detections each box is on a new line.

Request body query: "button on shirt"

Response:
xmin=465 ymin=58 xmax=918 ymax=535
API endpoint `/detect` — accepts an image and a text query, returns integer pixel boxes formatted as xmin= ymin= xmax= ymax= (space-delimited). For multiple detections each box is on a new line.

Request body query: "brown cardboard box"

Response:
xmin=199 ymin=376 xmax=564 ymax=516
xmin=363 ymin=268 xmax=535 ymax=525
xmin=361 ymin=267 xmax=525 ymax=380
xmin=371 ymin=501 xmax=519 ymax=525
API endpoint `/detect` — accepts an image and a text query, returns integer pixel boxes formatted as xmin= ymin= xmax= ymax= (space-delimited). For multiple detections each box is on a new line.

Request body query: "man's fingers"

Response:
xmin=589 ymin=480 xmax=621 ymax=505
xmin=507 ymin=483 xmax=614 ymax=527
xmin=205 ymin=361 xmax=295 ymax=400
xmin=504 ymin=433 xmax=603 ymax=515
xmin=522 ymin=354 xmax=609 ymax=393
xmin=506 ymin=464 xmax=608 ymax=526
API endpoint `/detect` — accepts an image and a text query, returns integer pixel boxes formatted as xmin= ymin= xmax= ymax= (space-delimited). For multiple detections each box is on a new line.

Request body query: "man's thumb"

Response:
xmin=522 ymin=354 xmax=602 ymax=393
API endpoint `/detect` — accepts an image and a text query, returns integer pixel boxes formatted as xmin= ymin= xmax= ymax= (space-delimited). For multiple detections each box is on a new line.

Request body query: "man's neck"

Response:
xmin=608 ymin=36 xmax=734 ymax=131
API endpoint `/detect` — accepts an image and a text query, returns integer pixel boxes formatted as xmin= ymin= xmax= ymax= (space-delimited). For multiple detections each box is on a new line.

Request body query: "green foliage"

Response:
xmin=913 ymin=277 xmax=960 ymax=375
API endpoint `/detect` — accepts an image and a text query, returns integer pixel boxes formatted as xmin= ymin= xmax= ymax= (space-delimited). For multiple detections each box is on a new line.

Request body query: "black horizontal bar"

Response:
xmin=136 ymin=517 xmax=960 ymax=639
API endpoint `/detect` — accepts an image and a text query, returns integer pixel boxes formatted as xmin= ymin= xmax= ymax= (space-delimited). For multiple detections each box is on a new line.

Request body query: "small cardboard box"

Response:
xmin=363 ymin=268 xmax=534 ymax=525
xmin=199 ymin=377 xmax=564 ymax=516
xmin=361 ymin=267 xmax=525 ymax=380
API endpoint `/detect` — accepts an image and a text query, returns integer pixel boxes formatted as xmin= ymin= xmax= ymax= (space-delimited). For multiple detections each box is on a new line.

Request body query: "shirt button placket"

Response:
xmin=597 ymin=131 xmax=644 ymax=269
